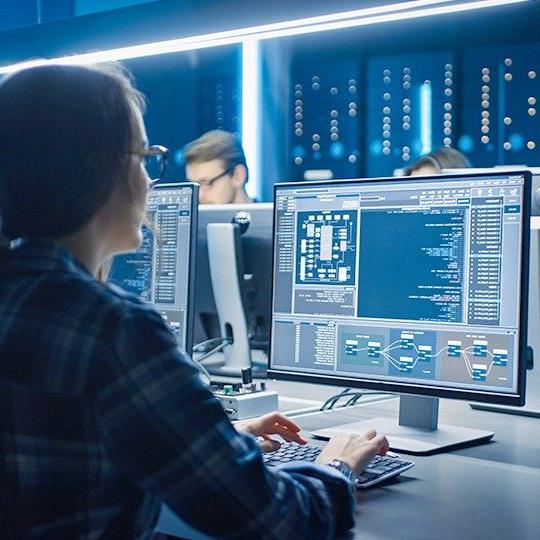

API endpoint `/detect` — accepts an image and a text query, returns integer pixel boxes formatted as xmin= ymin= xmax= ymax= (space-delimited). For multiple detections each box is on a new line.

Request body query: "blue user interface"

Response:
xmin=270 ymin=173 xmax=527 ymax=398
xmin=108 ymin=185 xmax=194 ymax=350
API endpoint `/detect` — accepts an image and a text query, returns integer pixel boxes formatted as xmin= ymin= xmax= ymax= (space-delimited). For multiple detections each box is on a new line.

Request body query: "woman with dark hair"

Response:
xmin=0 ymin=64 xmax=388 ymax=539
xmin=404 ymin=146 xmax=471 ymax=176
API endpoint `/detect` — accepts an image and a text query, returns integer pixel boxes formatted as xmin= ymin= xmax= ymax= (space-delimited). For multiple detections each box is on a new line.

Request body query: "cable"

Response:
xmin=320 ymin=388 xmax=351 ymax=411
xmin=322 ymin=392 xmax=361 ymax=411
xmin=195 ymin=339 xmax=232 ymax=363
xmin=320 ymin=390 xmax=393 ymax=411
xmin=190 ymin=358 xmax=212 ymax=386
xmin=348 ymin=393 xmax=366 ymax=407
xmin=344 ymin=393 xmax=363 ymax=407
xmin=193 ymin=337 xmax=231 ymax=353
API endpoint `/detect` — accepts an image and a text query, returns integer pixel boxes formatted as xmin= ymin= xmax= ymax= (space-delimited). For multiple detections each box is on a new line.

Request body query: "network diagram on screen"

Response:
xmin=271 ymin=174 xmax=526 ymax=396
xmin=295 ymin=210 xmax=357 ymax=285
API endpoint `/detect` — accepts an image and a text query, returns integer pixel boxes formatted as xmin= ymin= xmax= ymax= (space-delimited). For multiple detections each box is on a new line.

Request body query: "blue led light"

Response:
xmin=330 ymin=141 xmax=345 ymax=159
xmin=369 ymin=140 xmax=383 ymax=156
xmin=420 ymin=82 xmax=432 ymax=155
xmin=458 ymin=135 xmax=474 ymax=154
xmin=292 ymin=145 xmax=306 ymax=158
xmin=509 ymin=133 xmax=525 ymax=152
xmin=241 ymin=38 xmax=261 ymax=200
xmin=174 ymin=149 xmax=185 ymax=166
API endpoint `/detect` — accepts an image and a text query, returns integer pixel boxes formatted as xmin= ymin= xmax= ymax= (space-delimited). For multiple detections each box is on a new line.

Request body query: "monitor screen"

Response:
xmin=269 ymin=171 xmax=530 ymax=406
xmin=108 ymin=183 xmax=198 ymax=353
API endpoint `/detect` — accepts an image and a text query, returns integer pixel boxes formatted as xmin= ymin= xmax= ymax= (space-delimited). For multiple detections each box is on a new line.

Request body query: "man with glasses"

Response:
xmin=183 ymin=130 xmax=254 ymax=204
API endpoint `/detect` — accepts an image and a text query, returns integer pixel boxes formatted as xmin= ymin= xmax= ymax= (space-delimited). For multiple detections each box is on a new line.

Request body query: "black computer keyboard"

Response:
xmin=263 ymin=442 xmax=414 ymax=488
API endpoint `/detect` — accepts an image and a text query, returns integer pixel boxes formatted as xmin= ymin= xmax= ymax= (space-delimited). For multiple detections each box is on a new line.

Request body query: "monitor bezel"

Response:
xmin=150 ymin=182 xmax=199 ymax=355
xmin=267 ymin=171 xmax=531 ymax=407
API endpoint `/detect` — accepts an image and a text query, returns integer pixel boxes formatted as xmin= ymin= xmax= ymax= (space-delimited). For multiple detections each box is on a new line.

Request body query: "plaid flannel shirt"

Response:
xmin=0 ymin=239 xmax=355 ymax=539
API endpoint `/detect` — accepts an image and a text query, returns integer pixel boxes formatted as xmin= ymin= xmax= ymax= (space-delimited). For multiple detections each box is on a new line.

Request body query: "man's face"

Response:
xmin=186 ymin=159 xmax=236 ymax=204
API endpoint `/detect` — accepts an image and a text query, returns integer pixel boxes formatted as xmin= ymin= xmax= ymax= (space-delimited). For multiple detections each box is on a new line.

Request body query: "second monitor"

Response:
xmin=108 ymin=182 xmax=198 ymax=354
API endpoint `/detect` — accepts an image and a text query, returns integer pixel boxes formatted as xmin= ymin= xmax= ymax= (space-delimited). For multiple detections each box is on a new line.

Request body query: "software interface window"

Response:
xmin=271 ymin=174 xmax=527 ymax=399
xmin=108 ymin=185 xmax=194 ymax=348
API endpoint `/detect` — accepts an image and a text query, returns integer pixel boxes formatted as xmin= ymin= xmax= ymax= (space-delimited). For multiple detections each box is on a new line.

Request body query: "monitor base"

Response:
xmin=470 ymin=402 xmax=540 ymax=418
xmin=311 ymin=417 xmax=494 ymax=455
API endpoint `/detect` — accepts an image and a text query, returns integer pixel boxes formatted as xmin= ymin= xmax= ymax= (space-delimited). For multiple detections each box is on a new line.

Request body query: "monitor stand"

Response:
xmin=205 ymin=223 xmax=265 ymax=377
xmin=311 ymin=395 xmax=494 ymax=455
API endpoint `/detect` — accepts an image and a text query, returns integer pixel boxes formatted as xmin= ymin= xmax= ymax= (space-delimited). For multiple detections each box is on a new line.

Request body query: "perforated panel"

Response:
xmin=459 ymin=43 xmax=540 ymax=167
xmin=199 ymin=73 xmax=240 ymax=135
xmin=289 ymin=59 xmax=362 ymax=181
xmin=366 ymin=52 xmax=456 ymax=177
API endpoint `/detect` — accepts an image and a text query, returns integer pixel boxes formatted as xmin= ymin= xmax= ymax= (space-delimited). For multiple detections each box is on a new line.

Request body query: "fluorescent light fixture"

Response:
xmin=241 ymin=38 xmax=261 ymax=200
xmin=0 ymin=0 xmax=529 ymax=74
xmin=420 ymin=81 xmax=433 ymax=154
xmin=0 ymin=0 xmax=529 ymax=198
xmin=244 ymin=0 xmax=530 ymax=42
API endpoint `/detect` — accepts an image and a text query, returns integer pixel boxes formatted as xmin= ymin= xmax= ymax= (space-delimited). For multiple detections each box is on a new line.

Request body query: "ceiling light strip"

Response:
xmin=0 ymin=0 xmax=529 ymax=74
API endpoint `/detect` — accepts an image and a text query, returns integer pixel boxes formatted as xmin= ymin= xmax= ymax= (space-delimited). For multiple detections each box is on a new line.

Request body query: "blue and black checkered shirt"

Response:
xmin=0 ymin=239 xmax=355 ymax=539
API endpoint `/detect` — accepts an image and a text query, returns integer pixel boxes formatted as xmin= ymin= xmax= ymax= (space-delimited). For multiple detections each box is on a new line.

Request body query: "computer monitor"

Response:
xmin=441 ymin=168 xmax=540 ymax=418
xmin=194 ymin=203 xmax=273 ymax=352
xmin=108 ymin=183 xmax=198 ymax=354
xmin=268 ymin=171 xmax=531 ymax=454
xmin=442 ymin=167 xmax=540 ymax=216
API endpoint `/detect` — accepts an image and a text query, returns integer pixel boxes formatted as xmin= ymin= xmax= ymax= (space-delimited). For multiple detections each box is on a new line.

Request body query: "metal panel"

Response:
xmin=289 ymin=58 xmax=362 ymax=181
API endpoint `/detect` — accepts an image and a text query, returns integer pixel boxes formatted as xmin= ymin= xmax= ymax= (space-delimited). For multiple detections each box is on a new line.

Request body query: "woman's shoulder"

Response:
xmin=48 ymin=270 xmax=159 ymax=329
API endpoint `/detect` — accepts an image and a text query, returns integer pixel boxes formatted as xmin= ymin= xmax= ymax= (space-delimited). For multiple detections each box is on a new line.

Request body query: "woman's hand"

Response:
xmin=235 ymin=411 xmax=308 ymax=452
xmin=316 ymin=429 xmax=389 ymax=475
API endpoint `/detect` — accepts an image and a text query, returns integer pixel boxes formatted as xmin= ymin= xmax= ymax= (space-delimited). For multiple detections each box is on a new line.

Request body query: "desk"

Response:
xmin=295 ymin=395 xmax=540 ymax=539
xmin=347 ymin=454 xmax=540 ymax=540
xmin=156 ymin=383 xmax=540 ymax=539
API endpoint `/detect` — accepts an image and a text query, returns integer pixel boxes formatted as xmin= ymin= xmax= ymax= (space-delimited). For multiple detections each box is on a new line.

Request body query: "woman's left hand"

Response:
xmin=235 ymin=411 xmax=308 ymax=452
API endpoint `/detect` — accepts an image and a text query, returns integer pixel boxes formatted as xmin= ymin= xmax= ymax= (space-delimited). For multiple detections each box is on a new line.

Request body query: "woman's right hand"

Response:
xmin=316 ymin=429 xmax=389 ymax=475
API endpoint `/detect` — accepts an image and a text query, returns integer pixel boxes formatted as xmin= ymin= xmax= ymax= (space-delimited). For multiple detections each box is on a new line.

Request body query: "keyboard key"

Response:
xmin=366 ymin=467 xmax=385 ymax=475
xmin=263 ymin=442 xmax=414 ymax=488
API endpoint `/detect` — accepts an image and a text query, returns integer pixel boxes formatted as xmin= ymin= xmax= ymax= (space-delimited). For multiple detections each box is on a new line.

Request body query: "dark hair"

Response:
xmin=0 ymin=63 xmax=145 ymax=240
xmin=404 ymin=147 xmax=471 ymax=175
xmin=183 ymin=129 xmax=249 ymax=182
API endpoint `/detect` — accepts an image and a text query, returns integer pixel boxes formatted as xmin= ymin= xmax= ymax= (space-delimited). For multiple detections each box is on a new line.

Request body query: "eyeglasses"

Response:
xmin=129 ymin=145 xmax=169 ymax=186
xmin=195 ymin=164 xmax=236 ymax=189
